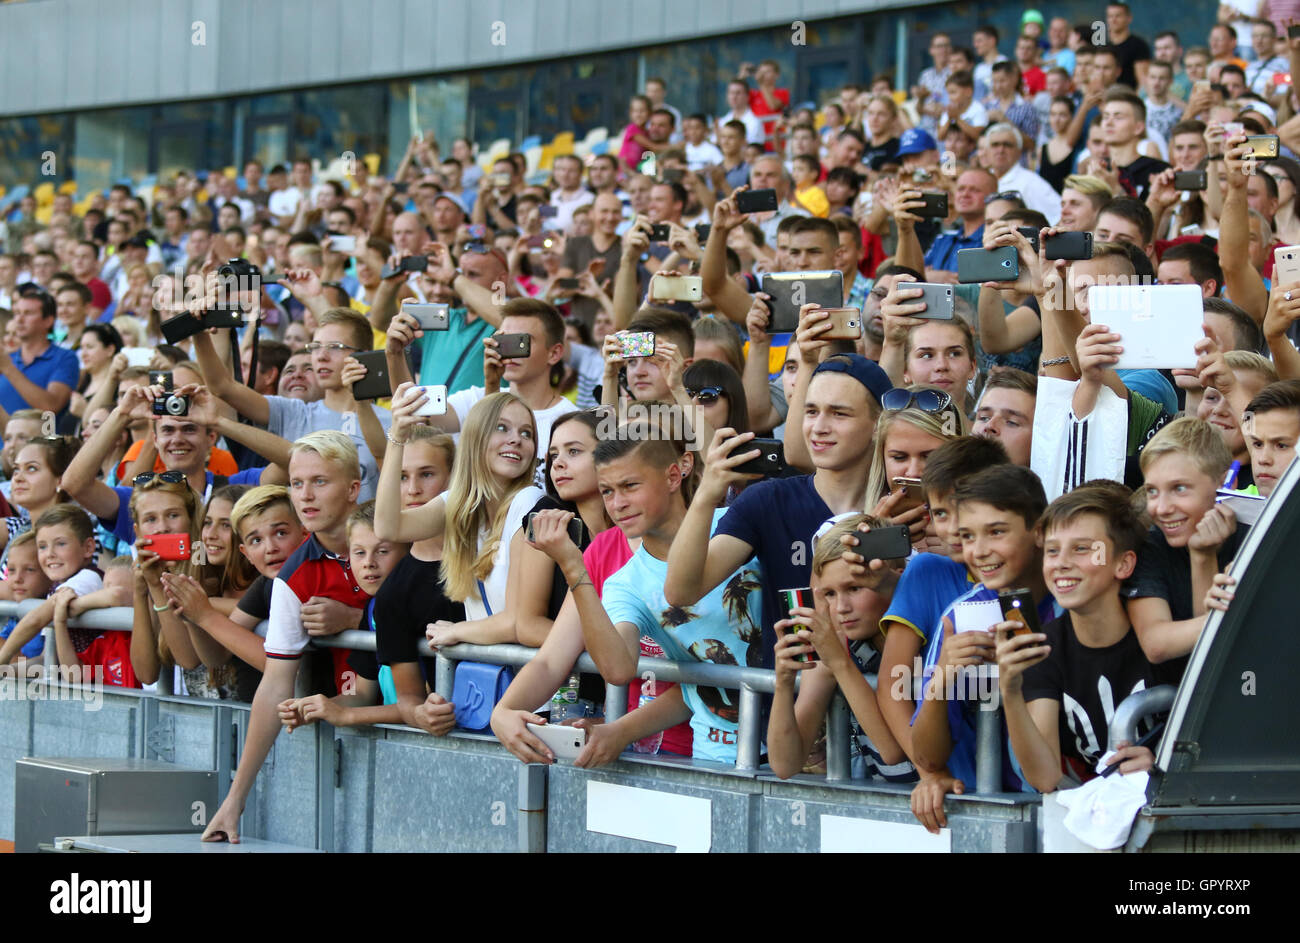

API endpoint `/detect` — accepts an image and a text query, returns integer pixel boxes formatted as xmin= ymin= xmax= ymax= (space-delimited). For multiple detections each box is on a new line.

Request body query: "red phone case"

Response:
xmin=149 ymin=533 xmax=190 ymax=561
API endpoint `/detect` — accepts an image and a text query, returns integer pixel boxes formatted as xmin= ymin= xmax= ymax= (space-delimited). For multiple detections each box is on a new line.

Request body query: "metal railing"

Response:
xmin=0 ymin=600 xmax=1006 ymax=790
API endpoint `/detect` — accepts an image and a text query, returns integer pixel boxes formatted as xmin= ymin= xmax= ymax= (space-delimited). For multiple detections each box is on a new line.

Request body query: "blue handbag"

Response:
xmin=451 ymin=580 xmax=513 ymax=730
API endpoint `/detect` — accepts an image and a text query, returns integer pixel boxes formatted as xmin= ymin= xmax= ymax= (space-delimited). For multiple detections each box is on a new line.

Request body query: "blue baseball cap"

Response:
xmin=811 ymin=354 xmax=893 ymax=407
xmin=897 ymin=128 xmax=938 ymax=157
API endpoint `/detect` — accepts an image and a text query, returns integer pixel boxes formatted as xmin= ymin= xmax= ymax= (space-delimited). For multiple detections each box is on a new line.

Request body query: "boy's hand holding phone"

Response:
xmin=388 ymin=382 xmax=433 ymax=441
xmin=744 ymin=292 xmax=774 ymax=346
xmin=482 ymin=335 xmax=504 ymax=394
xmin=699 ymin=427 xmax=764 ymax=501
xmin=993 ymin=621 xmax=1050 ymax=694
xmin=526 ymin=509 xmax=587 ymax=577
xmin=793 ymin=302 xmax=834 ymax=367
xmin=773 ymin=624 xmax=820 ymax=684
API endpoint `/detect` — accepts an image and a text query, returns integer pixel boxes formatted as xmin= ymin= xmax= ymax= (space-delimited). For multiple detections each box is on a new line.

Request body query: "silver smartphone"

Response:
xmin=910 ymin=282 xmax=956 ymax=319
xmin=526 ymin=722 xmax=587 ymax=761
xmin=402 ymin=301 xmax=450 ymax=331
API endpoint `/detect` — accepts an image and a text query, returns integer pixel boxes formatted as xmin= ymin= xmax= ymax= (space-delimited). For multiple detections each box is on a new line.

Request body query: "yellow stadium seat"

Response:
xmin=34 ymin=182 xmax=55 ymax=206
xmin=552 ymin=131 xmax=575 ymax=155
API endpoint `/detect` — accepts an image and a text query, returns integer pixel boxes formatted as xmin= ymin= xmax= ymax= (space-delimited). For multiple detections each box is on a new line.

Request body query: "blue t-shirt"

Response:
xmin=714 ymin=475 xmax=831 ymax=671
xmin=880 ymin=552 xmax=972 ymax=644
xmin=416 ymin=309 xmax=496 ymax=395
xmin=0 ymin=616 xmax=43 ymax=657
xmin=601 ymin=509 xmax=764 ymax=764
xmin=0 ymin=343 xmax=80 ymax=414
xmin=914 ymin=583 xmax=1063 ymax=792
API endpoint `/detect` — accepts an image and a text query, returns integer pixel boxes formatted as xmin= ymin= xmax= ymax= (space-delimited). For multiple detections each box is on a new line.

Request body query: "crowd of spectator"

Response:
xmin=0 ymin=1 xmax=1297 ymax=840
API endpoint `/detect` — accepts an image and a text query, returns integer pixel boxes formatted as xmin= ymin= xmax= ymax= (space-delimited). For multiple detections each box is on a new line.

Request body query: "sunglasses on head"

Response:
xmin=687 ymin=386 xmax=725 ymax=404
xmin=984 ymin=190 xmax=1023 ymax=205
xmin=881 ymin=388 xmax=953 ymax=413
xmin=134 ymin=470 xmax=187 ymax=488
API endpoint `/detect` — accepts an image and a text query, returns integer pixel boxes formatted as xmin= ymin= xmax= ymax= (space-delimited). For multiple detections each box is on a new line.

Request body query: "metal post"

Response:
xmin=434 ymin=653 xmax=456 ymax=702
xmin=894 ymin=18 xmax=907 ymax=98
xmin=517 ymin=763 xmax=547 ymax=853
xmin=825 ymin=690 xmax=851 ymax=782
xmin=975 ymin=693 xmax=1001 ymax=794
xmin=736 ymin=683 xmax=762 ymax=771
xmin=604 ymin=682 xmax=628 ymax=723
xmin=315 ymin=723 xmax=337 ymax=852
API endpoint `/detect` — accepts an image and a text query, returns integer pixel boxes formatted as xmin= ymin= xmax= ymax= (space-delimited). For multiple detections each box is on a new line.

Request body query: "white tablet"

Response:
xmin=1089 ymin=284 xmax=1204 ymax=370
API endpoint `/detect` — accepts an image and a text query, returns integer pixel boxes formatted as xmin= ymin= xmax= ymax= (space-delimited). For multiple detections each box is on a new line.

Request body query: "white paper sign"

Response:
xmin=819 ymin=814 xmax=951 ymax=853
xmin=585 ymin=781 xmax=712 ymax=852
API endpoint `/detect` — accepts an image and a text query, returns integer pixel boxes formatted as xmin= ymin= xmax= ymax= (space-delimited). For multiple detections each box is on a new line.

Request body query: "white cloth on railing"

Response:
xmin=1055 ymin=752 xmax=1149 ymax=850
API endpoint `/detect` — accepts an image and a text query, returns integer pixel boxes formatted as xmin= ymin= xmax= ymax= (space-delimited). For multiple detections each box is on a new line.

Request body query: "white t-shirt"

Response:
xmin=447 ymin=386 xmax=576 ymax=486
xmin=685 ymin=140 xmax=725 ymax=171
xmin=445 ymin=486 xmax=545 ymax=620
xmin=719 ymin=110 xmax=765 ymax=145
xmin=268 ymin=187 xmax=306 ymax=221
xmin=548 ymin=188 xmax=595 ymax=232
xmin=57 ymin=567 xmax=103 ymax=598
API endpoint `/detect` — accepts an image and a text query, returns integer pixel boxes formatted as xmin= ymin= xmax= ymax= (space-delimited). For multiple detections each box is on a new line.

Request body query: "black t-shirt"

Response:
xmin=373 ymin=553 xmax=465 ymax=683
xmin=236 ymin=574 xmax=274 ymax=621
xmin=348 ymin=597 xmax=381 ymax=681
xmin=1022 ymin=612 xmax=1159 ymax=783
xmin=1118 ymin=155 xmax=1170 ymax=202
xmin=862 ymin=137 xmax=900 ymax=172
xmin=1122 ymin=520 xmax=1249 ymax=683
xmin=1111 ymin=34 xmax=1152 ymax=90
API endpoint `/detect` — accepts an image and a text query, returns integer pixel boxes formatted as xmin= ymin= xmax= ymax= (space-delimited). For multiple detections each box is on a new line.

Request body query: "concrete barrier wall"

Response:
xmin=3 ymin=686 xmax=1039 ymax=852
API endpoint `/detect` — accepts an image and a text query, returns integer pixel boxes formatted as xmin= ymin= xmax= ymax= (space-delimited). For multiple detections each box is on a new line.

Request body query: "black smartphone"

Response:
xmin=997 ymin=588 xmax=1040 ymax=638
xmin=148 ymin=371 xmax=173 ymax=392
xmin=736 ymin=188 xmax=779 ymax=214
xmin=661 ymin=168 xmax=685 ymax=184
xmin=160 ymin=312 xmax=205 ymax=345
xmin=1291 ymin=24 xmax=1300 ymax=40
xmin=495 ymin=333 xmax=532 ymax=359
xmin=1246 ymin=134 xmax=1280 ymax=160
xmin=853 ymin=524 xmax=914 ymax=561
xmin=393 ymin=181 xmax=410 ymax=194
xmin=957 ymin=246 xmax=1019 ymax=283
xmin=203 ymin=307 xmax=244 ymax=330
xmin=694 ymin=223 xmax=712 ymax=242
xmin=1017 ymin=226 xmax=1040 ymax=253
xmin=649 ymin=223 xmax=672 ymax=242
xmin=398 ymin=254 xmax=429 ymax=273
xmin=349 ymin=350 xmax=392 ymax=401
xmin=556 ymin=276 xmax=581 ymax=291
xmin=733 ymin=437 xmax=785 ymax=476
xmin=1173 ymin=170 xmax=1208 ymax=191
xmin=538 ymin=204 xmax=558 ymax=219
xmin=1044 ymin=230 xmax=1094 ymax=261
xmin=525 ymin=511 xmax=585 ymax=546
xmin=776 ymin=587 xmax=817 ymax=663
xmin=918 ymin=191 xmax=949 ymax=219
xmin=760 ymin=270 xmax=844 ymax=332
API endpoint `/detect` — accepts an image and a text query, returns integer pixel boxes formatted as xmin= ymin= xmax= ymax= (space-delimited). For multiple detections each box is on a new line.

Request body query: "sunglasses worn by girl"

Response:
xmin=687 ymin=386 xmax=725 ymax=404
xmin=880 ymin=388 xmax=953 ymax=413
xmin=134 ymin=470 xmax=187 ymax=488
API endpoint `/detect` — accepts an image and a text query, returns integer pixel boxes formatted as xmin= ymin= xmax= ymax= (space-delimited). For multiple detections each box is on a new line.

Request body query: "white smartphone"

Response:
xmin=1274 ymin=245 xmax=1300 ymax=285
xmin=648 ymin=274 xmax=703 ymax=303
xmin=327 ymin=234 xmax=357 ymax=253
xmin=1090 ymin=284 xmax=1204 ymax=370
xmin=413 ymin=384 xmax=447 ymax=417
xmin=526 ymin=722 xmax=587 ymax=761
xmin=123 ymin=347 xmax=154 ymax=367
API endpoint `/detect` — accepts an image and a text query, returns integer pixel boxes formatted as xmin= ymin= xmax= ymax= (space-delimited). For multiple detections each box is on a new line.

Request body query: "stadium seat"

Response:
xmin=552 ymin=131 xmax=575 ymax=155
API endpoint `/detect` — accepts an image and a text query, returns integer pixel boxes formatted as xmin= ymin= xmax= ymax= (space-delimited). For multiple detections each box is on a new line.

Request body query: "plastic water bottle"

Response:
xmin=550 ymin=673 xmax=582 ymax=724
xmin=631 ymin=691 xmax=663 ymax=754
